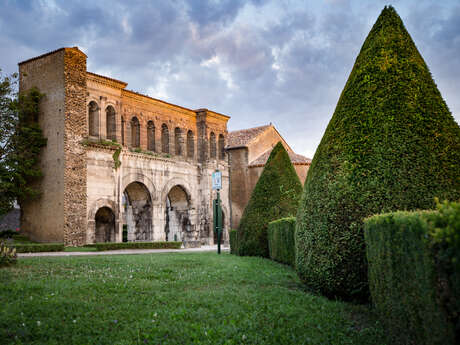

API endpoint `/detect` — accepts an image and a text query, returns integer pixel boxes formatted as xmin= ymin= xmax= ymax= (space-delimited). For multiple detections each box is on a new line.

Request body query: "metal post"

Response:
xmin=212 ymin=169 xmax=223 ymax=254
xmin=217 ymin=190 xmax=221 ymax=254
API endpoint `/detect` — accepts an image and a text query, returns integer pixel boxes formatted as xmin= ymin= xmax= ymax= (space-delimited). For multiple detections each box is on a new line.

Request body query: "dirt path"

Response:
xmin=18 ymin=245 xmax=229 ymax=257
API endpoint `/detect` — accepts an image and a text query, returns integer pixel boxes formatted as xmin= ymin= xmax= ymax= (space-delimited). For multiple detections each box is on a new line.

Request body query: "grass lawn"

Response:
xmin=0 ymin=252 xmax=387 ymax=344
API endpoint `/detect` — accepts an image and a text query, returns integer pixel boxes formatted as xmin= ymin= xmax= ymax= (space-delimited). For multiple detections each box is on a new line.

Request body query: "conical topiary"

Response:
xmin=237 ymin=142 xmax=303 ymax=257
xmin=296 ymin=6 xmax=460 ymax=301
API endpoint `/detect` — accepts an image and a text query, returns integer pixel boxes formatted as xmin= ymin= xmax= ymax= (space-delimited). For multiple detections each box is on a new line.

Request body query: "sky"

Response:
xmin=1 ymin=0 xmax=459 ymax=158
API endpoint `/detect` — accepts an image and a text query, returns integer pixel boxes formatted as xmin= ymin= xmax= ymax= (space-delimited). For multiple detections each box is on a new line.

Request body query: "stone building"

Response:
xmin=226 ymin=124 xmax=311 ymax=228
xmin=18 ymin=47 xmax=230 ymax=247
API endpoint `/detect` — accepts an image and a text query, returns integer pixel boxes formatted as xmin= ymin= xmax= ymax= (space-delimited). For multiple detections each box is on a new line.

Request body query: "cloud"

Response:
xmin=0 ymin=0 xmax=459 ymax=158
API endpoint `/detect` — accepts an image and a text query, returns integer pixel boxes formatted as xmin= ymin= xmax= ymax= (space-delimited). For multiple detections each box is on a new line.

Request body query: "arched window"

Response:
xmin=161 ymin=124 xmax=169 ymax=153
xmin=218 ymin=134 xmax=225 ymax=160
xmin=131 ymin=117 xmax=140 ymax=148
xmin=209 ymin=132 xmax=216 ymax=159
xmin=121 ymin=117 xmax=125 ymax=145
xmin=106 ymin=106 xmax=116 ymax=141
xmin=88 ymin=101 xmax=99 ymax=137
xmin=175 ymin=127 xmax=183 ymax=156
xmin=187 ymin=130 xmax=194 ymax=158
xmin=147 ymin=121 xmax=155 ymax=151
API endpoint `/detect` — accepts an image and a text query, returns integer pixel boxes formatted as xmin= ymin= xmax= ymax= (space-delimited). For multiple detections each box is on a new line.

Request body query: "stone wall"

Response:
xmin=18 ymin=49 xmax=67 ymax=242
xmin=63 ymin=48 xmax=88 ymax=246
xmin=85 ymin=68 xmax=230 ymax=246
xmin=227 ymin=147 xmax=251 ymax=229
xmin=19 ymin=47 xmax=231 ymax=246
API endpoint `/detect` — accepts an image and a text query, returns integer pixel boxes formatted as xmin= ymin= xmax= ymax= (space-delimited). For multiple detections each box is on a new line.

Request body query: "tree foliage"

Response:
xmin=237 ymin=142 xmax=302 ymax=257
xmin=295 ymin=6 xmax=460 ymax=301
xmin=0 ymin=70 xmax=47 ymax=217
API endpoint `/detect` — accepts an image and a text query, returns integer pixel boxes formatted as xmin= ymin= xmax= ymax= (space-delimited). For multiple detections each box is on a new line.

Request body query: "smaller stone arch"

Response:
xmin=121 ymin=173 xmax=157 ymax=202
xmin=95 ymin=207 xmax=116 ymax=242
xmin=218 ymin=134 xmax=225 ymax=160
xmin=187 ymin=130 xmax=194 ymax=158
xmin=209 ymin=132 xmax=216 ymax=159
xmin=88 ymin=101 xmax=99 ymax=137
xmin=160 ymin=178 xmax=193 ymax=207
xmin=147 ymin=120 xmax=155 ymax=151
xmin=106 ymin=105 xmax=117 ymax=141
xmin=121 ymin=116 xmax=125 ymax=145
xmin=161 ymin=124 xmax=169 ymax=153
xmin=175 ymin=127 xmax=183 ymax=156
xmin=131 ymin=116 xmax=140 ymax=148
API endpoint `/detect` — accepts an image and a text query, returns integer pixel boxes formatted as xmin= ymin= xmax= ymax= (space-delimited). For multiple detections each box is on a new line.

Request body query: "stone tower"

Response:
xmin=19 ymin=47 xmax=88 ymax=245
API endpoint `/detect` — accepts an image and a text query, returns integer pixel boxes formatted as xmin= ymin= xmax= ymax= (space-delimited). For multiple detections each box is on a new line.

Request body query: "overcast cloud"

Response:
xmin=1 ymin=0 xmax=459 ymax=157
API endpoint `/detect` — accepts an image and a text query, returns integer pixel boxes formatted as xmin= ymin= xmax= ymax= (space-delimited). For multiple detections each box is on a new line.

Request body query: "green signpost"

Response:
xmin=212 ymin=170 xmax=223 ymax=254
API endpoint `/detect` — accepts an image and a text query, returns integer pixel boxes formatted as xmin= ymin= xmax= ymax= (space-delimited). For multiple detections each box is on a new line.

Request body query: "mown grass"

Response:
xmin=0 ymin=253 xmax=387 ymax=344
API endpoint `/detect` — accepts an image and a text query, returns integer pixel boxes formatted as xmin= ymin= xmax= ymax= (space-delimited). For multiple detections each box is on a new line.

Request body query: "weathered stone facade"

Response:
xmin=226 ymin=125 xmax=311 ymax=228
xmin=19 ymin=47 xmax=230 ymax=246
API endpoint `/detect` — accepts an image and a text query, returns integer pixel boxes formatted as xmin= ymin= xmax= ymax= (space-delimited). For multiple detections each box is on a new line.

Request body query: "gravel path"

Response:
xmin=18 ymin=245 xmax=229 ymax=257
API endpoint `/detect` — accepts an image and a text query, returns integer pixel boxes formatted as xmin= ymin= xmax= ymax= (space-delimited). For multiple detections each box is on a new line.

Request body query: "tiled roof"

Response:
xmin=249 ymin=149 xmax=311 ymax=167
xmin=226 ymin=125 xmax=271 ymax=148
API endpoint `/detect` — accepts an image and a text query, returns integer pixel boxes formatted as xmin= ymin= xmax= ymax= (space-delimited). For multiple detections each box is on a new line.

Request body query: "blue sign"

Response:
xmin=212 ymin=171 xmax=222 ymax=190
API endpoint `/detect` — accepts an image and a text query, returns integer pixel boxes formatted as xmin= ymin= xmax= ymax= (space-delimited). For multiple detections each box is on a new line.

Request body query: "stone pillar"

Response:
xmin=196 ymin=109 xmax=208 ymax=163
xmin=63 ymin=48 xmax=88 ymax=246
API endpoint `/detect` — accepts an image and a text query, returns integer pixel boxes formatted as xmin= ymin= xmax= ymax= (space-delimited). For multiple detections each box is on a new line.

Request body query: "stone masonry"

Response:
xmin=18 ymin=47 xmax=230 ymax=246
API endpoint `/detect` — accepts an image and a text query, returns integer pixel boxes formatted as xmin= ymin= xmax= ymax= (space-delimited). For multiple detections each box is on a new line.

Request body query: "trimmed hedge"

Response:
xmin=268 ymin=217 xmax=296 ymax=267
xmin=295 ymin=6 xmax=460 ymax=301
xmin=13 ymin=243 xmax=65 ymax=253
xmin=229 ymin=229 xmax=238 ymax=254
xmin=237 ymin=142 xmax=302 ymax=257
xmin=364 ymin=201 xmax=460 ymax=345
xmin=85 ymin=241 xmax=182 ymax=251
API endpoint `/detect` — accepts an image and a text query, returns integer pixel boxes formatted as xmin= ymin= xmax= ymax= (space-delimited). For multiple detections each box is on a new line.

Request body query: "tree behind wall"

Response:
xmin=295 ymin=6 xmax=460 ymax=301
xmin=237 ymin=142 xmax=302 ymax=257
xmin=0 ymin=70 xmax=47 ymax=217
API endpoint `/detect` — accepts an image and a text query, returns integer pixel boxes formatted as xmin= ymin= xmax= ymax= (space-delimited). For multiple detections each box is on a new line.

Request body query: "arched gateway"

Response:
xmin=165 ymin=185 xmax=195 ymax=243
xmin=95 ymin=207 xmax=116 ymax=242
xmin=123 ymin=181 xmax=153 ymax=241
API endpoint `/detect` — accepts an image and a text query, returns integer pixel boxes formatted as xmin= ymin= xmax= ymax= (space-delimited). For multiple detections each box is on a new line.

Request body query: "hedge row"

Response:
xmin=85 ymin=242 xmax=182 ymax=251
xmin=13 ymin=243 xmax=65 ymax=253
xmin=268 ymin=217 xmax=296 ymax=267
xmin=229 ymin=230 xmax=238 ymax=255
xmin=364 ymin=201 xmax=460 ymax=345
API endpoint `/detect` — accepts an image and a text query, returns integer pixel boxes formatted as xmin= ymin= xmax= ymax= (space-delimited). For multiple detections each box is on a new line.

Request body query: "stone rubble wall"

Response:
xmin=63 ymin=49 xmax=88 ymax=246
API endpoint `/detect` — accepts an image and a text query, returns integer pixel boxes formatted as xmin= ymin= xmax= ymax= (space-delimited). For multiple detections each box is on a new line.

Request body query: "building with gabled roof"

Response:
xmin=226 ymin=124 xmax=311 ymax=228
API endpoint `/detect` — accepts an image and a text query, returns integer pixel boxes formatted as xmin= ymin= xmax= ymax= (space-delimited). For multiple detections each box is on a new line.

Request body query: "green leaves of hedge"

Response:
xmin=295 ymin=6 xmax=460 ymax=301
xmin=237 ymin=142 xmax=302 ymax=257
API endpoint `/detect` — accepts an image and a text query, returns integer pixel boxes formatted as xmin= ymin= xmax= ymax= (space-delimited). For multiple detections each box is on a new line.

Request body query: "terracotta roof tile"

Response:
xmin=249 ymin=149 xmax=311 ymax=167
xmin=226 ymin=125 xmax=271 ymax=148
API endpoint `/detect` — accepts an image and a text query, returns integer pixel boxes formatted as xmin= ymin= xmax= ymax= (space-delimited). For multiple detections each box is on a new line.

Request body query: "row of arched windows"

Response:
xmin=88 ymin=101 xmax=225 ymax=160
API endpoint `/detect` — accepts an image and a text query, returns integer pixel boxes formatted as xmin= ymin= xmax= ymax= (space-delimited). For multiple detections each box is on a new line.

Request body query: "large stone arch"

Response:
xmin=123 ymin=181 xmax=153 ymax=241
xmin=161 ymin=178 xmax=198 ymax=246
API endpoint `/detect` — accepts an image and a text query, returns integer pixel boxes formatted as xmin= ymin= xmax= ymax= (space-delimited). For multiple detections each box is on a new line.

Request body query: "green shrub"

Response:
xmin=85 ymin=242 xmax=182 ymax=251
xmin=12 ymin=243 xmax=64 ymax=253
xmin=364 ymin=201 xmax=460 ymax=345
xmin=268 ymin=217 xmax=296 ymax=267
xmin=0 ymin=240 xmax=17 ymax=266
xmin=295 ymin=5 xmax=460 ymax=301
xmin=0 ymin=230 xmax=18 ymax=238
xmin=229 ymin=229 xmax=238 ymax=254
xmin=237 ymin=142 xmax=302 ymax=258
